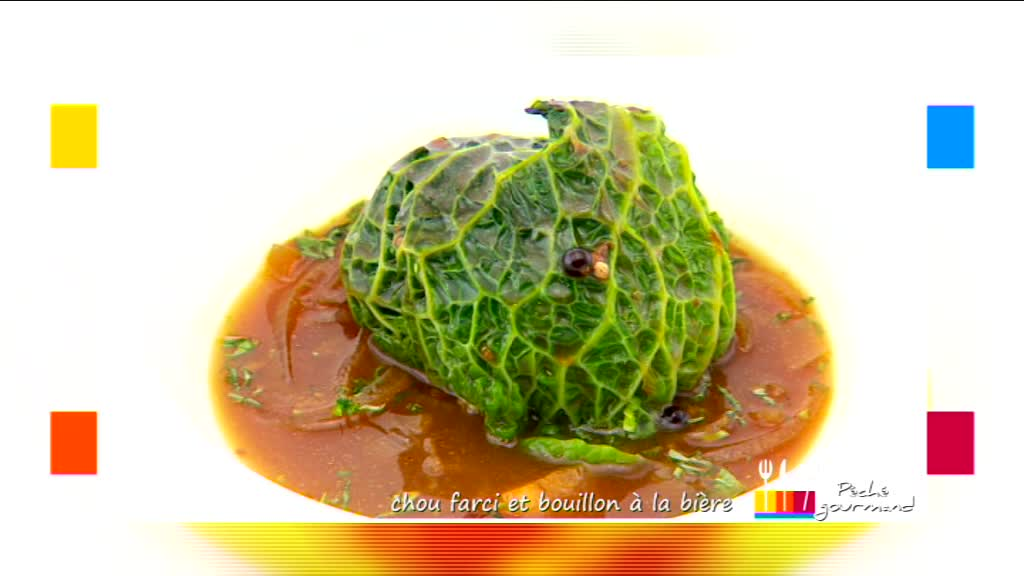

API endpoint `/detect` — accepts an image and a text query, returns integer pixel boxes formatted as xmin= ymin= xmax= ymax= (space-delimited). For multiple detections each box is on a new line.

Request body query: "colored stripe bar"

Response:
xmin=927 ymin=411 xmax=974 ymax=474
xmin=51 ymin=104 xmax=98 ymax=168
xmin=50 ymin=411 xmax=97 ymax=474
xmin=927 ymin=105 xmax=974 ymax=169
xmin=754 ymin=513 xmax=816 ymax=519
xmin=756 ymin=490 xmax=815 ymax=514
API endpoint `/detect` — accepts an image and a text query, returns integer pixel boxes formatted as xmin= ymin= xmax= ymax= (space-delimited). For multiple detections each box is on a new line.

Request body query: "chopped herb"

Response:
xmin=667 ymin=449 xmax=706 ymax=474
xmin=295 ymin=231 xmax=338 ymax=260
xmin=227 ymin=392 xmax=262 ymax=409
xmin=806 ymin=317 xmax=825 ymax=335
xmin=334 ymin=396 xmax=386 ymax=417
xmin=701 ymin=429 xmax=731 ymax=442
xmin=321 ymin=472 xmax=354 ymax=509
xmin=352 ymin=366 xmax=390 ymax=394
xmin=225 ymin=367 xmax=255 ymax=390
xmin=223 ymin=336 xmax=259 ymax=358
xmin=340 ymin=479 xmax=352 ymax=509
xmin=752 ymin=387 xmax=777 ymax=406
xmin=687 ymin=415 xmax=705 ymax=425
xmin=640 ymin=446 xmax=663 ymax=459
xmin=710 ymin=469 xmax=745 ymax=499
xmin=730 ymin=257 xmax=749 ymax=266
xmin=717 ymin=385 xmax=747 ymax=426
xmin=775 ymin=311 xmax=794 ymax=323
xmin=407 ymin=402 xmax=424 ymax=414
xmin=801 ymin=296 xmax=816 ymax=307
xmin=667 ymin=450 xmax=744 ymax=498
xmin=327 ymin=225 xmax=348 ymax=243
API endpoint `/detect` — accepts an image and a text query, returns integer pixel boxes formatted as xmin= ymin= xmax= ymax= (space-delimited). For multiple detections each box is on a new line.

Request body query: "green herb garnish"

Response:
xmin=407 ymin=402 xmax=424 ymax=414
xmin=717 ymin=385 xmax=747 ymax=426
xmin=320 ymin=471 xmax=354 ymax=509
xmin=752 ymin=387 xmax=777 ymax=406
xmin=351 ymin=366 xmax=390 ymax=395
xmin=223 ymin=336 xmax=259 ymax=358
xmin=295 ymin=231 xmax=338 ymax=260
xmin=340 ymin=479 xmax=352 ymax=509
xmin=641 ymin=446 xmax=664 ymax=459
xmin=334 ymin=396 xmax=386 ymax=418
xmin=327 ymin=226 xmax=348 ymax=243
xmin=801 ymin=296 xmax=816 ymax=307
xmin=806 ymin=317 xmax=825 ymax=335
xmin=701 ymin=429 xmax=731 ymax=442
xmin=225 ymin=368 xmax=254 ymax=388
xmin=227 ymin=392 xmax=262 ymax=409
xmin=775 ymin=311 xmax=794 ymax=323
xmin=667 ymin=450 xmax=745 ymax=499
xmin=668 ymin=449 xmax=709 ymax=475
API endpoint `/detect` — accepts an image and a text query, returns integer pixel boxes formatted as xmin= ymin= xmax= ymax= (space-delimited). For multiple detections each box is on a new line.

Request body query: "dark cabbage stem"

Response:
xmin=367 ymin=338 xmax=433 ymax=386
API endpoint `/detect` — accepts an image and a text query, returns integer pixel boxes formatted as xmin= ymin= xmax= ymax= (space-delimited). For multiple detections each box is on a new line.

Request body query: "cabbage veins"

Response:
xmin=341 ymin=100 xmax=735 ymax=444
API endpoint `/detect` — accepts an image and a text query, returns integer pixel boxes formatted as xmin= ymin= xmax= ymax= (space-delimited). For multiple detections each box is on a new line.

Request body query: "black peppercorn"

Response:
xmin=658 ymin=405 xmax=688 ymax=430
xmin=562 ymin=248 xmax=593 ymax=277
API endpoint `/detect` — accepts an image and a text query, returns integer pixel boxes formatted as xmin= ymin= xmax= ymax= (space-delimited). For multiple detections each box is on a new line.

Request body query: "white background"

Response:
xmin=0 ymin=1 xmax=1019 ymax=573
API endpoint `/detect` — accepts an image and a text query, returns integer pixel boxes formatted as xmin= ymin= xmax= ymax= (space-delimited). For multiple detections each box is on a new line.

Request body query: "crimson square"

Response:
xmin=927 ymin=411 xmax=974 ymax=475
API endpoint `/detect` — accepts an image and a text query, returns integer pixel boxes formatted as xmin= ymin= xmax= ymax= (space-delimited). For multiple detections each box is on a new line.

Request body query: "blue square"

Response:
xmin=928 ymin=105 xmax=974 ymax=169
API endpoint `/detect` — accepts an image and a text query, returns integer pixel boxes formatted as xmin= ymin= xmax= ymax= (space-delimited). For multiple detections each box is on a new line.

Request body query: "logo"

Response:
xmin=754 ymin=490 xmax=816 ymax=520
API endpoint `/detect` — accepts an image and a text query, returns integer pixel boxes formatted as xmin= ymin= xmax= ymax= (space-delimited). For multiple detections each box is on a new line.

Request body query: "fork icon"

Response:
xmin=758 ymin=459 xmax=773 ymax=509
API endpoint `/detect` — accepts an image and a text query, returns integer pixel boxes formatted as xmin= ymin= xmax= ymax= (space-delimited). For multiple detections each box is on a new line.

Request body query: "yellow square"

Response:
xmin=51 ymin=105 xmax=98 ymax=168
xmin=756 ymin=490 xmax=777 ymax=513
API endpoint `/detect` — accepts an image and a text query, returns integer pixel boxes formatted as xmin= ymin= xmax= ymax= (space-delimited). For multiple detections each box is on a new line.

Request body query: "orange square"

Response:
xmin=50 ymin=412 xmax=97 ymax=474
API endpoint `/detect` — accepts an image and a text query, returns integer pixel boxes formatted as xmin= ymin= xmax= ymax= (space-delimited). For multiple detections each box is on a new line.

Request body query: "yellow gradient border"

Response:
xmin=188 ymin=522 xmax=874 ymax=575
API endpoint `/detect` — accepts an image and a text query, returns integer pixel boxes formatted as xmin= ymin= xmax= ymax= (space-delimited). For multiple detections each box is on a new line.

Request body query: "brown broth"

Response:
xmin=211 ymin=214 xmax=832 ymax=518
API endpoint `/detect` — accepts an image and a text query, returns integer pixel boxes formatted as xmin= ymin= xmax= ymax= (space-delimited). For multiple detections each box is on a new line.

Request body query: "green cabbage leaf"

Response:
xmin=341 ymin=100 xmax=735 ymax=444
